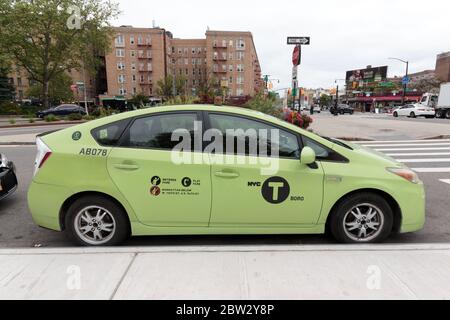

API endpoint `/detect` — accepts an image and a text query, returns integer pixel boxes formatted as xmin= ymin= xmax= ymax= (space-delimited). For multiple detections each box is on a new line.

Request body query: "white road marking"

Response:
xmin=412 ymin=168 xmax=450 ymax=173
xmin=354 ymin=139 xmax=450 ymax=144
xmin=375 ymin=147 xmax=450 ymax=152
xmin=364 ymin=143 xmax=450 ymax=147
xmin=397 ymin=158 xmax=450 ymax=163
xmin=387 ymin=153 xmax=450 ymax=157
xmin=440 ymin=179 xmax=450 ymax=185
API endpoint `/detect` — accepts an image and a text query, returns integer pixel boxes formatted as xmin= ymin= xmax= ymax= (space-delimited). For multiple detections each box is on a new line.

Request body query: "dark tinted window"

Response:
xmin=91 ymin=119 xmax=130 ymax=146
xmin=121 ymin=113 xmax=198 ymax=150
xmin=208 ymin=113 xmax=300 ymax=159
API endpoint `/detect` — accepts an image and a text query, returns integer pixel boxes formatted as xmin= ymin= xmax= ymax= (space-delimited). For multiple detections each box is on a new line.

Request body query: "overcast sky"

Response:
xmin=114 ymin=0 xmax=450 ymax=90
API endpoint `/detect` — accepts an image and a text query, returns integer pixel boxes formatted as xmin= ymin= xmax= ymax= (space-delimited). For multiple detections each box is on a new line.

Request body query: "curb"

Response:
xmin=1 ymin=243 xmax=450 ymax=256
xmin=0 ymin=120 xmax=86 ymax=129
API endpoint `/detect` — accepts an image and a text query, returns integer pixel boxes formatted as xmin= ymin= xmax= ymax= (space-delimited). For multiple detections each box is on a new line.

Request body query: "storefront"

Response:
xmin=347 ymin=94 xmax=422 ymax=113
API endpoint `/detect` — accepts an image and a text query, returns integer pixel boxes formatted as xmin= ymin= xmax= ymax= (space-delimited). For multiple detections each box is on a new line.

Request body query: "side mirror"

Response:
xmin=300 ymin=147 xmax=316 ymax=165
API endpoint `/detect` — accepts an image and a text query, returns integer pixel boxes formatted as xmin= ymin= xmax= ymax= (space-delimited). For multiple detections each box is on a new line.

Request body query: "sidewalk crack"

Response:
xmin=109 ymin=252 xmax=137 ymax=300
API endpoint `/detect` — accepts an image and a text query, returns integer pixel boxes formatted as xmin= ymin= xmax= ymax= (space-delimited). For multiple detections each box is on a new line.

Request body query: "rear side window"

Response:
xmin=120 ymin=113 xmax=199 ymax=150
xmin=91 ymin=119 xmax=130 ymax=146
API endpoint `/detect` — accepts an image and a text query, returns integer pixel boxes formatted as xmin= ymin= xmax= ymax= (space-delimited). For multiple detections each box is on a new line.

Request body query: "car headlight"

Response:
xmin=0 ymin=154 xmax=8 ymax=168
xmin=387 ymin=167 xmax=420 ymax=184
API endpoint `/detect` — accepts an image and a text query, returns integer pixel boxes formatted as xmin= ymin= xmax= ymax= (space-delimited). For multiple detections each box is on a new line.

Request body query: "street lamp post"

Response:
xmin=334 ymin=79 xmax=345 ymax=108
xmin=389 ymin=57 xmax=409 ymax=105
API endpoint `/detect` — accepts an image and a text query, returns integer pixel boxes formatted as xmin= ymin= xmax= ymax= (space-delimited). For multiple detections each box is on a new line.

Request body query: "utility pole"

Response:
xmin=389 ymin=57 xmax=409 ymax=105
xmin=82 ymin=64 xmax=89 ymax=116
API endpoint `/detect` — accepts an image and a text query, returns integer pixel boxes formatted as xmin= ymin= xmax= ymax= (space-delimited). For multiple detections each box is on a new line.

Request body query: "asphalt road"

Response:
xmin=0 ymin=142 xmax=449 ymax=248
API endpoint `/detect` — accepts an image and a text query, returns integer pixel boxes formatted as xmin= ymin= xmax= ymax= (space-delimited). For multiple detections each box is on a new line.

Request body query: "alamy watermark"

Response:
xmin=170 ymin=121 xmax=282 ymax=176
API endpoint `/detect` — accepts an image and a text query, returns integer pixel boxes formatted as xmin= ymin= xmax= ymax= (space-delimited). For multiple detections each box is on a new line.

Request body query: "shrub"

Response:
xmin=82 ymin=115 xmax=96 ymax=121
xmin=68 ymin=113 xmax=83 ymax=121
xmin=44 ymin=114 xmax=59 ymax=122
xmin=282 ymin=109 xmax=314 ymax=130
xmin=29 ymin=118 xmax=35 ymax=124
xmin=0 ymin=102 xmax=22 ymax=115
xmin=9 ymin=119 xmax=16 ymax=125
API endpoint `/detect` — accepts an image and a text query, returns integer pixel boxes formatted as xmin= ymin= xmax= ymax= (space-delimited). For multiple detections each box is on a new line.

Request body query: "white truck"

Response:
xmin=420 ymin=83 xmax=450 ymax=119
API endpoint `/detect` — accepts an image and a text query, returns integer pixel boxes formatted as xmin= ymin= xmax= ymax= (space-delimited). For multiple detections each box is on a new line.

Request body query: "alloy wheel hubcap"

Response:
xmin=74 ymin=206 xmax=116 ymax=245
xmin=343 ymin=204 xmax=384 ymax=242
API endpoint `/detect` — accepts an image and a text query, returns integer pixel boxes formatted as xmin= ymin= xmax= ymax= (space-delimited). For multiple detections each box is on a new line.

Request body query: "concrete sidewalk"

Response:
xmin=1 ymin=244 xmax=450 ymax=300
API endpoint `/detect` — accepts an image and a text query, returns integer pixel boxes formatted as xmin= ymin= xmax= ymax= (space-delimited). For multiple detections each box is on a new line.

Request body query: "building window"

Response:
xmin=130 ymin=36 xmax=135 ymax=45
xmin=229 ymin=40 xmax=233 ymax=47
xmin=229 ymin=52 xmax=234 ymax=60
xmin=237 ymin=76 xmax=244 ymax=84
xmin=183 ymin=48 xmax=188 ymax=55
xmin=17 ymin=77 xmax=22 ymax=86
xmin=236 ymin=52 xmax=245 ymax=60
xmin=147 ymin=63 xmax=152 ymax=71
xmin=117 ymin=62 xmax=125 ymax=70
xmin=119 ymin=87 xmax=126 ymax=95
xmin=213 ymin=64 xmax=218 ymax=72
xmin=118 ymin=75 xmax=125 ymax=83
xmin=116 ymin=49 xmax=125 ymax=57
xmin=197 ymin=48 xmax=202 ymax=54
xmin=236 ymin=39 xmax=245 ymax=50
xmin=237 ymin=64 xmax=244 ymax=72
xmin=222 ymin=39 xmax=227 ymax=47
xmin=236 ymin=88 xmax=244 ymax=96
xmin=147 ymin=50 xmax=152 ymax=58
xmin=178 ymin=48 xmax=182 ymax=54
xmin=171 ymin=47 xmax=175 ymax=54
xmin=115 ymin=35 xmax=124 ymax=47
xmin=132 ymin=74 xmax=136 ymax=83
xmin=131 ymin=63 xmax=136 ymax=71
xmin=133 ymin=87 xmax=137 ymax=94
xmin=229 ymin=65 xmax=234 ymax=72
xmin=185 ymin=68 xmax=188 ymax=75
xmin=137 ymin=35 xmax=143 ymax=45
xmin=184 ymin=58 xmax=188 ymax=65
xmin=192 ymin=48 xmax=196 ymax=54
xmin=222 ymin=65 xmax=227 ymax=72
xmin=229 ymin=76 xmax=233 ymax=84
xmin=130 ymin=50 xmax=135 ymax=57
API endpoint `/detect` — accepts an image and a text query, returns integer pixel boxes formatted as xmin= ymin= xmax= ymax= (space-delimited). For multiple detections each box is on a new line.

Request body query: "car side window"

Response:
xmin=121 ymin=113 xmax=198 ymax=151
xmin=208 ymin=113 xmax=300 ymax=159
xmin=92 ymin=119 xmax=130 ymax=146
xmin=302 ymin=136 xmax=329 ymax=158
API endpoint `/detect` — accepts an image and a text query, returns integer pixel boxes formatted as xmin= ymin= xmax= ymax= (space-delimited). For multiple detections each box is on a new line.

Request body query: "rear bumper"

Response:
xmin=0 ymin=162 xmax=18 ymax=201
xmin=28 ymin=181 xmax=73 ymax=231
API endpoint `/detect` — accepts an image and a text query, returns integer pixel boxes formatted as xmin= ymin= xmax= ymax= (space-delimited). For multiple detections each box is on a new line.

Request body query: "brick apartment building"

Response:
xmin=7 ymin=26 xmax=263 ymax=104
xmin=101 ymin=27 xmax=263 ymax=102
xmin=436 ymin=51 xmax=450 ymax=82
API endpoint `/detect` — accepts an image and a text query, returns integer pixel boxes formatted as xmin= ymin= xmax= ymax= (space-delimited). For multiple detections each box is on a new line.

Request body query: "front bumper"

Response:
xmin=0 ymin=162 xmax=18 ymax=201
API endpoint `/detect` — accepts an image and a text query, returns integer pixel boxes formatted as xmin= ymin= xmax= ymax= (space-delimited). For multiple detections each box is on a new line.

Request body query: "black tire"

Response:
xmin=329 ymin=193 xmax=394 ymax=244
xmin=393 ymin=112 xmax=398 ymax=118
xmin=446 ymin=110 xmax=450 ymax=119
xmin=65 ymin=195 xmax=130 ymax=246
xmin=410 ymin=112 xmax=416 ymax=118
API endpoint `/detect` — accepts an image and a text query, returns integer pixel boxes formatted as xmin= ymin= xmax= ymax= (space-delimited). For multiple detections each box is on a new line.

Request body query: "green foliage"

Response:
xmin=9 ymin=119 xmax=16 ymax=125
xmin=319 ymin=95 xmax=332 ymax=107
xmin=29 ymin=118 xmax=35 ymax=123
xmin=0 ymin=102 xmax=22 ymax=115
xmin=162 ymin=95 xmax=196 ymax=106
xmin=67 ymin=113 xmax=83 ymax=121
xmin=128 ymin=93 xmax=149 ymax=108
xmin=0 ymin=54 xmax=15 ymax=102
xmin=244 ymin=93 xmax=282 ymax=117
xmin=82 ymin=115 xmax=96 ymax=121
xmin=27 ymin=73 xmax=74 ymax=105
xmin=44 ymin=114 xmax=59 ymax=122
xmin=0 ymin=0 xmax=120 ymax=107
xmin=156 ymin=75 xmax=188 ymax=99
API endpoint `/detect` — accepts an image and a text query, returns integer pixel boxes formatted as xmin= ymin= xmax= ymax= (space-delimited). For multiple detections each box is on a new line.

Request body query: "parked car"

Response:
xmin=28 ymin=105 xmax=425 ymax=246
xmin=337 ymin=104 xmax=354 ymax=115
xmin=313 ymin=105 xmax=322 ymax=113
xmin=392 ymin=104 xmax=435 ymax=118
xmin=36 ymin=104 xmax=86 ymax=118
xmin=0 ymin=154 xmax=18 ymax=201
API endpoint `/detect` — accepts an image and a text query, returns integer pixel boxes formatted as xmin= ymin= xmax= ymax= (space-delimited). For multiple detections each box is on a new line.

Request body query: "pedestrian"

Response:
xmin=310 ymin=105 xmax=314 ymax=115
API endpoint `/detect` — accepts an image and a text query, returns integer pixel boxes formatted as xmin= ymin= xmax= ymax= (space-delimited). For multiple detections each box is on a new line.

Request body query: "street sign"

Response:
xmin=402 ymin=76 xmax=410 ymax=85
xmin=287 ymin=37 xmax=310 ymax=45
xmin=292 ymin=46 xmax=301 ymax=66
xmin=292 ymin=66 xmax=298 ymax=80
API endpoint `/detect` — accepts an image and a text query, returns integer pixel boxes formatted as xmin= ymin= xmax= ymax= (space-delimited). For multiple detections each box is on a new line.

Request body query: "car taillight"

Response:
xmin=34 ymin=137 xmax=52 ymax=176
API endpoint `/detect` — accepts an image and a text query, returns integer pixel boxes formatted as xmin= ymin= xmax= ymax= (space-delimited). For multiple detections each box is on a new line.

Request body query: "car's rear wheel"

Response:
xmin=329 ymin=193 xmax=393 ymax=243
xmin=446 ymin=110 xmax=450 ymax=119
xmin=65 ymin=196 xmax=129 ymax=246
xmin=410 ymin=112 xmax=416 ymax=118
xmin=393 ymin=112 xmax=398 ymax=118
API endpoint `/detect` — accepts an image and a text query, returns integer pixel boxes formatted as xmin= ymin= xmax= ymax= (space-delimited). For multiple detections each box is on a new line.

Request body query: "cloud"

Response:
xmin=114 ymin=0 xmax=450 ymax=89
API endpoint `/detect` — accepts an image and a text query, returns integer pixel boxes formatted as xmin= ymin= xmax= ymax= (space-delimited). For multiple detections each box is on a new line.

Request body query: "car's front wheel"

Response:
xmin=65 ymin=195 xmax=129 ymax=246
xmin=410 ymin=112 xmax=416 ymax=118
xmin=329 ymin=193 xmax=393 ymax=243
xmin=393 ymin=112 xmax=398 ymax=117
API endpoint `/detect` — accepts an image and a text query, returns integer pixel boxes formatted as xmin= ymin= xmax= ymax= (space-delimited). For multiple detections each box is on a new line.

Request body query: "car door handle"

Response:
xmin=214 ymin=171 xmax=240 ymax=179
xmin=113 ymin=163 xmax=140 ymax=171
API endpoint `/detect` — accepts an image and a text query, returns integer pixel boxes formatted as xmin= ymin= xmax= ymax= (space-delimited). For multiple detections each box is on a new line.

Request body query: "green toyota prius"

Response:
xmin=28 ymin=105 xmax=425 ymax=246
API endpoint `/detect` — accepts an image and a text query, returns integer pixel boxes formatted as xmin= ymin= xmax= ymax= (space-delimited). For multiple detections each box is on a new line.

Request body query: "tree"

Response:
xmin=0 ymin=0 xmax=120 ymax=108
xmin=27 ymin=72 xmax=74 ymax=106
xmin=0 ymin=54 xmax=15 ymax=102
xmin=319 ymin=94 xmax=331 ymax=107
xmin=128 ymin=93 xmax=149 ymax=108
xmin=409 ymin=78 xmax=443 ymax=94
xmin=244 ymin=92 xmax=282 ymax=117
xmin=156 ymin=75 xmax=187 ymax=99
